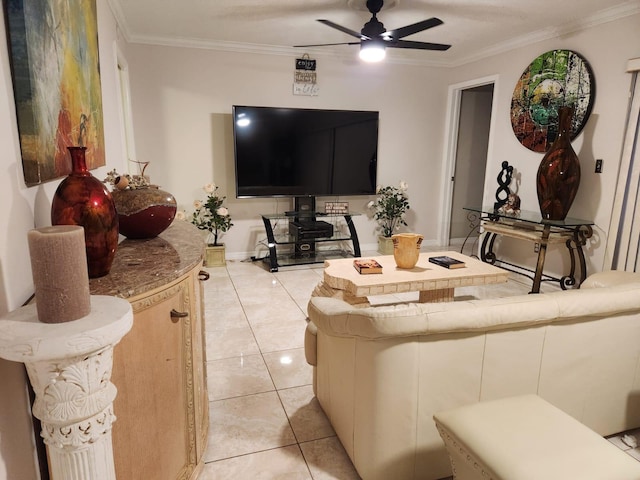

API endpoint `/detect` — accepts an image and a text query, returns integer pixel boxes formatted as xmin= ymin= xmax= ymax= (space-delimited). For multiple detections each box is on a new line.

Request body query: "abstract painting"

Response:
xmin=5 ymin=0 xmax=105 ymax=186
xmin=511 ymin=49 xmax=595 ymax=153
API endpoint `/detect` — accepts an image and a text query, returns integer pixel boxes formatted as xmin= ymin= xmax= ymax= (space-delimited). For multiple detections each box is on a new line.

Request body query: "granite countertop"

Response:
xmin=90 ymin=221 xmax=205 ymax=299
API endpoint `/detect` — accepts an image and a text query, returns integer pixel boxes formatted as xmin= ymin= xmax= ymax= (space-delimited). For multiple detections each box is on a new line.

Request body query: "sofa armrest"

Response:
xmin=582 ymin=271 xmax=640 ymax=289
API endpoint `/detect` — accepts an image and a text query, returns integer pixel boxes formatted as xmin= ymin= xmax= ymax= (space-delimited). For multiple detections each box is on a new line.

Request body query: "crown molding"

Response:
xmin=106 ymin=0 xmax=132 ymax=42
xmin=448 ymin=1 xmax=640 ymax=67
xmin=109 ymin=0 xmax=640 ymax=69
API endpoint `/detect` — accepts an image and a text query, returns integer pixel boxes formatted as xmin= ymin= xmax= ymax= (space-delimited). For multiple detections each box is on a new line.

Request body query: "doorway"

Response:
xmin=440 ymin=75 xmax=498 ymax=250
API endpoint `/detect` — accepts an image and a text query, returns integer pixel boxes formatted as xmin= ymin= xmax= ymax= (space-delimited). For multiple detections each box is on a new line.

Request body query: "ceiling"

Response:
xmin=108 ymin=0 xmax=640 ymax=67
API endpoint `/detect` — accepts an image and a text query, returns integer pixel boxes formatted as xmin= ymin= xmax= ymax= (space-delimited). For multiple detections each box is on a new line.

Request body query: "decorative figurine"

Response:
xmin=497 ymin=193 xmax=521 ymax=216
xmin=494 ymin=161 xmax=514 ymax=211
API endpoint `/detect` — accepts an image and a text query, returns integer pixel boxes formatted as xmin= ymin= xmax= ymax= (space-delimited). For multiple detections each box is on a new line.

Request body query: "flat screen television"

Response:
xmin=232 ymin=105 xmax=378 ymax=198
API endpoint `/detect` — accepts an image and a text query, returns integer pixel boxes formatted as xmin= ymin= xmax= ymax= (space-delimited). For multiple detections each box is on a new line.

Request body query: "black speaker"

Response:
xmin=294 ymin=196 xmax=316 ymax=221
xmin=294 ymin=241 xmax=315 ymax=257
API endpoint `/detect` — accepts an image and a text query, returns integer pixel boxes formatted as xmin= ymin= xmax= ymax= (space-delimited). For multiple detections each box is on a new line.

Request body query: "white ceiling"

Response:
xmin=108 ymin=0 xmax=640 ymax=66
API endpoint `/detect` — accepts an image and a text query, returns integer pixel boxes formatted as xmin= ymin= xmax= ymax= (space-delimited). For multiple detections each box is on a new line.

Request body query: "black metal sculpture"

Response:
xmin=494 ymin=161 xmax=513 ymax=210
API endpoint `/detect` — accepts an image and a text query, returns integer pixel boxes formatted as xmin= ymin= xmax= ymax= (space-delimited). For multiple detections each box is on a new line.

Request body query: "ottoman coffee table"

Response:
xmin=312 ymin=251 xmax=509 ymax=305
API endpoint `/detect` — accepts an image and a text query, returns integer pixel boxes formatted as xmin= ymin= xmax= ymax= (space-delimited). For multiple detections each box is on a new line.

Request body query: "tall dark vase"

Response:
xmin=51 ymin=147 xmax=119 ymax=278
xmin=536 ymin=106 xmax=581 ymax=221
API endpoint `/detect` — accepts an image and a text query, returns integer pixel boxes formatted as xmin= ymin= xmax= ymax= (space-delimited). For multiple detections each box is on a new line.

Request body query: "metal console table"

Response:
xmin=464 ymin=206 xmax=594 ymax=293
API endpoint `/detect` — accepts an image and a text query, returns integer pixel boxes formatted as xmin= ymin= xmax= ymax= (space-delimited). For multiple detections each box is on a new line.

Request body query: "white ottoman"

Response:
xmin=433 ymin=394 xmax=640 ymax=480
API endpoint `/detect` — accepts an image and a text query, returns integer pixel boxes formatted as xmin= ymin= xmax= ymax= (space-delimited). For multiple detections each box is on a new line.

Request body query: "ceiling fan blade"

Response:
xmin=294 ymin=41 xmax=361 ymax=48
xmin=385 ymin=17 xmax=443 ymax=40
xmin=317 ymin=19 xmax=368 ymax=40
xmin=389 ymin=39 xmax=451 ymax=51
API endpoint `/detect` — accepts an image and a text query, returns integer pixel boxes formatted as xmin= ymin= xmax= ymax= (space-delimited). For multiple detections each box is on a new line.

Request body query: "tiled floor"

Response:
xmin=198 ymin=252 xmax=640 ymax=479
xmin=199 ymin=259 xmax=359 ymax=480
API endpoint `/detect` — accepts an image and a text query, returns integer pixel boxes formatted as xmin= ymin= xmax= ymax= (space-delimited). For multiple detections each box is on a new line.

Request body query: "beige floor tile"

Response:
xmin=205 ymin=281 xmax=236 ymax=296
xmin=225 ymin=259 xmax=273 ymax=276
xmin=205 ymin=325 xmax=260 ymax=361
xmin=299 ymin=436 xmax=361 ymax=480
xmin=205 ymin=391 xmax=297 ymax=462
xmin=243 ymin=298 xmax=307 ymax=327
xmin=278 ymin=385 xmax=335 ymax=443
xmin=200 ymin=445 xmax=312 ymax=479
xmin=263 ymin=348 xmax=313 ymax=390
xmin=202 ymin=265 xmax=233 ymax=278
xmin=234 ymin=280 xmax=288 ymax=298
xmin=251 ymin=317 xmax=307 ymax=353
xmin=204 ymin=295 xmax=249 ymax=332
xmin=276 ymin=269 xmax=324 ymax=295
xmin=284 ymin=289 xmax=321 ymax=314
xmin=207 ymin=354 xmax=275 ymax=401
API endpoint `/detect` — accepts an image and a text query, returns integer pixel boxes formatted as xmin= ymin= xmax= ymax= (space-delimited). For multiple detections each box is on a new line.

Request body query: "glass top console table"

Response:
xmin=464 ymin=206 xmax=594 ymax=293
xmin=261 ymin=212 xmax=361 ymax=272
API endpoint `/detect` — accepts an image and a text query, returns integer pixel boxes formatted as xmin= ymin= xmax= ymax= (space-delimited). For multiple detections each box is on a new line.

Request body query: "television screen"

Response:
xmin=233 ymin=106 xmax=378 ymax=198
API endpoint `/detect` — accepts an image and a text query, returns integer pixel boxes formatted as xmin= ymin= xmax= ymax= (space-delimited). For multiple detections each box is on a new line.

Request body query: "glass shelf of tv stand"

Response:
xmin=260 ymin=212 xmax=361 ymax=272
xmin=261 ymin=211 xmax=361 ymax=220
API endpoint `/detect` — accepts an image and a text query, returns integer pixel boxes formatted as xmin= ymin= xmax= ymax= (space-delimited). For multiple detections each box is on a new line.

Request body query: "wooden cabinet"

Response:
xmin=90 ymin=223 xmax=208 ymax=480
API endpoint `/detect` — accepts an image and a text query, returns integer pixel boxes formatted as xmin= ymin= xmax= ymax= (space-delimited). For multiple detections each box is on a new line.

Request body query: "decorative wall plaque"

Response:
xmin=510 ymin=49 xmax=595 ymax=153
xmin=293 ymin=53 xmax=319 ymax=96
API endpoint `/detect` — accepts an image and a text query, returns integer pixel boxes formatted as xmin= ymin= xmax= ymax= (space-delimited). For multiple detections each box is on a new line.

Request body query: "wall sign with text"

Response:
xmin=293 ymin=54 xmax=319 ymax=96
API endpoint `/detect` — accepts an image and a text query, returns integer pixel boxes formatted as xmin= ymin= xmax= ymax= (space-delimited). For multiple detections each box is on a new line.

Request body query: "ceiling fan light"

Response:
xmin=359 ymin=43 xmax=386 ymax=62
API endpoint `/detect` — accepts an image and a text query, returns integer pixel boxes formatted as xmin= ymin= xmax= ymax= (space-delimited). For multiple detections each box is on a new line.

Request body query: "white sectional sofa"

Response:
xmin=305 ymin=271 xmax=640 ymax=480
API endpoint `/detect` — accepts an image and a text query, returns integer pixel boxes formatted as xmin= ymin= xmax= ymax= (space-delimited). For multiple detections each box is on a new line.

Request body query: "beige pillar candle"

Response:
xmin=28 ymin=226 xmax=91 ymax=323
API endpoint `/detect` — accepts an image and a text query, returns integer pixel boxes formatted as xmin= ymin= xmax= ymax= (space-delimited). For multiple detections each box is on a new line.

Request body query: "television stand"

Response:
xmin=260 ymin=211 xmax=361 ymax=272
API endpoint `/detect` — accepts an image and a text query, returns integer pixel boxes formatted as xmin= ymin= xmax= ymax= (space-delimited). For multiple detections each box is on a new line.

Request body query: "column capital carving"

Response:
xmin=0 ymin=296 xmax=133 ymax=480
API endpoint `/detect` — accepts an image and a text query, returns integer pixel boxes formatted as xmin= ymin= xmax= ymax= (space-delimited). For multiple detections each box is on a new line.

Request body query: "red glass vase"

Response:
xmin=51 ymin=147 xmax=119 ymax=278
xmin=536 ymin=106 xmax=581 ymax=221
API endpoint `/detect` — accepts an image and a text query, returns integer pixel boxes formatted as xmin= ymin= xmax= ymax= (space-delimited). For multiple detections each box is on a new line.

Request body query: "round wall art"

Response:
xmin=510 ymin=49 xmax=595 ymax=153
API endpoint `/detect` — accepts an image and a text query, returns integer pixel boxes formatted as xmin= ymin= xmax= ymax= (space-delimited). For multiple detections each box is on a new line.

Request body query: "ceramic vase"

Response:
xmin=111 ymin=187 xmax=177 ymax=239
xmin=392 ymin=233 xmax=423 ymax=269
xmin=51 ymin=147 xmax=119 ymax=278
xmin=536 ymin=106 xmax=581 ymax=221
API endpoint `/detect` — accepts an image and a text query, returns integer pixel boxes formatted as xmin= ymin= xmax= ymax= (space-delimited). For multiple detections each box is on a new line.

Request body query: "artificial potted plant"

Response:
xmin=368 ymin=182 xmax=410 ymax=255
xmin=191 ymin=183 xmax=233 ymax=266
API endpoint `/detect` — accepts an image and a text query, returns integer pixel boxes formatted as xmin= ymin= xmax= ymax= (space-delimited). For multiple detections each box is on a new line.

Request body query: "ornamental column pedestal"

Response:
xmin=0 ymin=296 xmax=133 ymax=480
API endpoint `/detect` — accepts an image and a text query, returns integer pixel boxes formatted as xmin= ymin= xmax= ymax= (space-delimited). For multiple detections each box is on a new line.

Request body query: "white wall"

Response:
xmin=445 ymin=13 xmax=640 ymax=274
xmin=125 ymin=45 xmax=450 ymax=254
xmin=125 ymin=13 xmax=640 ymax=268
xmin=0 ymin=1 xmax=127 ymax=477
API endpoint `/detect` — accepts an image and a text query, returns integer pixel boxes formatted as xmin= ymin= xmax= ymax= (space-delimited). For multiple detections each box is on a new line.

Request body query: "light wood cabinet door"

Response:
xmin=111 ymin=274 xmax=200 ymax=480
xmin=192 ymin=269 xmax=209 ymax=460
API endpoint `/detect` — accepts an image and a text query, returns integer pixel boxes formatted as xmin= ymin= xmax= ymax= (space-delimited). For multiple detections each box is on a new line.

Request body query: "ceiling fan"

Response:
xmin=295 ymin=0 xmax=451 ymax=62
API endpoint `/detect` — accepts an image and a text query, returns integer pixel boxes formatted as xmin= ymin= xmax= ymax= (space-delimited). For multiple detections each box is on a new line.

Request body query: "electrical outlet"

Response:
xmin=534 ymin=243 xmax=540 ymax=253
xmin=595 ymin=159 xmax=603 ymax=173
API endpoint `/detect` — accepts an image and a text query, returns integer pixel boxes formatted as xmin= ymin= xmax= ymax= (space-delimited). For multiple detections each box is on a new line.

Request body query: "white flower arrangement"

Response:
xmin=190 ymin=183 xmax=233 ymax=246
